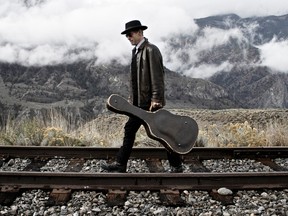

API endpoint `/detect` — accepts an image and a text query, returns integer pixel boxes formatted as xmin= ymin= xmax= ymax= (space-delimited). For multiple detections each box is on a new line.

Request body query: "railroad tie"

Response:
xmin=106 ymin=189 xmax=127 ymax=206
xmin=159 ymin=189 xmax=185 ymax=206
xmin=46 ymin=188 xmax=72 ymax=206
xmin=0 ymin=186 xmax=20 ymax=206
xmin=145 ymin=158 xmax=165 ymax=172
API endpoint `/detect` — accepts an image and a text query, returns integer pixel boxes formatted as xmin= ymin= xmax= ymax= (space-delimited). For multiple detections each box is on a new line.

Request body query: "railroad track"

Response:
xmin=1 ymin=146 xmax=288 ymax=206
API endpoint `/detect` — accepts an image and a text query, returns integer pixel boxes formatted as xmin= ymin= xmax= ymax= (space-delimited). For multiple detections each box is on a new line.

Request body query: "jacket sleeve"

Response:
xmin=147 ymin=45 xmax=165 ymax=104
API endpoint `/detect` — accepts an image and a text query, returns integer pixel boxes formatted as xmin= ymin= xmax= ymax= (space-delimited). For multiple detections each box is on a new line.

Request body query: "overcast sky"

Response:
xmin=0 ymin=0 xmax=287 ymax=77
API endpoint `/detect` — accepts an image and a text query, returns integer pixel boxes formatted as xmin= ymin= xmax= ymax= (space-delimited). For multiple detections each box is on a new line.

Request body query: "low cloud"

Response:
xmin=0 ymin=0 xmax=287 ymax=77
xmin=163 ymin=27 xmax=246 ymax=77
xmin=183 ymin=62 xmax=234 ymax=79
xmin=258 ymin=39 xmax=288 ymax=73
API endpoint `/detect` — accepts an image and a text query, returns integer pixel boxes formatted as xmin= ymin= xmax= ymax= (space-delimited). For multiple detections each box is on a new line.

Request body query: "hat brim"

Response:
xmin=121 ymin=26 xmax=147 ymax=35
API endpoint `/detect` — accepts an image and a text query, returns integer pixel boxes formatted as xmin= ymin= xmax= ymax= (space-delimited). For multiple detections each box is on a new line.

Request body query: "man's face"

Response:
xmin=126 ymin=30 xmax=142 ymax=46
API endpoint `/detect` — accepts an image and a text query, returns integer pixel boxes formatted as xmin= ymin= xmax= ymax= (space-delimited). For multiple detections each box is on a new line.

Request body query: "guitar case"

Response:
xmin=107 ymin=94 xmax=199 ymax=154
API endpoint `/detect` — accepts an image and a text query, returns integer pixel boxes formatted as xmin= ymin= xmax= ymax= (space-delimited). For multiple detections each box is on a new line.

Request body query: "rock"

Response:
xmin=217 ymin=187 xmax=233 ymax=195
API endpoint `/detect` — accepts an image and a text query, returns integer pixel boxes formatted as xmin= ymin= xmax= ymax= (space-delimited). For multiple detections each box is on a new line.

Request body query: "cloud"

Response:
xmin=0 ymin=0 xmax=287 ymax=77
xmin=258 ymin=38 xmax=288 ymax=73
xmin=183 ymin=62 xmax=234 ymax=79
xmin=163 ymin=27 xmax=246 ymax=77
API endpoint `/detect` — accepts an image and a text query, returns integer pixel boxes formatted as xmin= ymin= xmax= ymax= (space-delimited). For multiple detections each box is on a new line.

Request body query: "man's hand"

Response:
xmin=149 ymin=102 xmax=163 ymax=111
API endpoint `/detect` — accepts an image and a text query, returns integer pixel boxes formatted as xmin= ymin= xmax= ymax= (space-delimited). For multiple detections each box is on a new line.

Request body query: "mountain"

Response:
xmin=163 ymin=13 xmax=288 ymax=108
xmin=0 ymin=62 xmax=236 ymax=127
xmin=195 ymin=13 xmax=288 ymax=44
xmin=194 ymin=13 xmax=288 ymax=108
xmin=209 ymin=66 xmax=288 ymax=108
xmin=0 ymin=13 xmax=288 ymax=127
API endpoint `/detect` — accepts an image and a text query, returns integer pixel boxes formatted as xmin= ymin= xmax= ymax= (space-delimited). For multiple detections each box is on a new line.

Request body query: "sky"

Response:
xmin=0 ymin=0 xmax=287 ymax=77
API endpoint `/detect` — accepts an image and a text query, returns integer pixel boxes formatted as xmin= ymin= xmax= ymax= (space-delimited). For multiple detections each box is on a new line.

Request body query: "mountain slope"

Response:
xmin=1 ymin=13 xmax=288 ymax=126
xmin=0 ymin=62 xmax=237 ymax=126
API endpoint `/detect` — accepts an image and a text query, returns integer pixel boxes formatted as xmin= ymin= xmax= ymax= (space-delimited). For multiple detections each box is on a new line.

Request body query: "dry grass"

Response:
xmin=197 ymin=121 xmax=287 ymax=147
xmin=0 ymin=108 xmax=287 ymax=147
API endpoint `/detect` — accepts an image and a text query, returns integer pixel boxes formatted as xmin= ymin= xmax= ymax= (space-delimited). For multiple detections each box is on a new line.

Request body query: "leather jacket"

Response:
xmin=130 ymin=38 xmax=165 ymax=108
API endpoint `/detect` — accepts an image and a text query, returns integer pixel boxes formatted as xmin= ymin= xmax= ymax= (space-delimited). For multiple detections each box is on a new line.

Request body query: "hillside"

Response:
xmin=0 ymin=13 xmax=288 ymax=127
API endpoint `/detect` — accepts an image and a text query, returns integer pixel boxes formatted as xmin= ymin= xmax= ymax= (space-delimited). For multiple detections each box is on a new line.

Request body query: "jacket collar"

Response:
xmin=137 ymin=37 xmax=148 ymax=51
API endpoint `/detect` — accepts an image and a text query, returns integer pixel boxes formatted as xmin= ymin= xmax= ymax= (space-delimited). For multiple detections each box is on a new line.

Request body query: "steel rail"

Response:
xmin=0 ymin=171 xmax=288 ymax=190
xmin=1 ymin=146 xmax=288 ymax=160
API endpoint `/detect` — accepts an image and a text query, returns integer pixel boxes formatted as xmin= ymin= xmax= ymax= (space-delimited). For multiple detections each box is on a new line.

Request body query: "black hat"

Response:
xmin=121 ymin=20 xmax=148 ymax=34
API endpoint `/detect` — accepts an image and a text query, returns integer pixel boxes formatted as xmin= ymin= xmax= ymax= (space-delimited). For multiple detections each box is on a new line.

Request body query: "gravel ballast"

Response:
xmin=1 ymin=157 xmax=288 ymax=215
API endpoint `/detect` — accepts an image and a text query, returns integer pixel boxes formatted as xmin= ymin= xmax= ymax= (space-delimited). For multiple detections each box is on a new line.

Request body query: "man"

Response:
xmin=101 ymin=20 xmax=183 ymax=173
